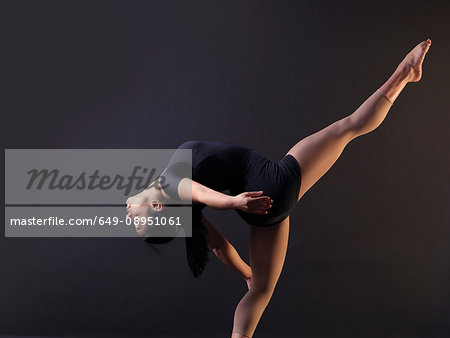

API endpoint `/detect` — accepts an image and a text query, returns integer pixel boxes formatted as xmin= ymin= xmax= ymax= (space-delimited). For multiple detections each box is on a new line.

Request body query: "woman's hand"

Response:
xmin=231 ymin=191 xmax=272 ymax=215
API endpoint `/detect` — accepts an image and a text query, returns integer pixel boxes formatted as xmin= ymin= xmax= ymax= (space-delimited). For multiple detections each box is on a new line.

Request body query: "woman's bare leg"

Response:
xmin=230 ymin=39 xmax=432 ymax=338
xmin=287 ymin=39 xmax=432 ymax=200
xmin=231 ymin=217 xmax=290 ymax=338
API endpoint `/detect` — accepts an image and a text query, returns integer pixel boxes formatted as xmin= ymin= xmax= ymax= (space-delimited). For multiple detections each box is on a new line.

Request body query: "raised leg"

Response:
xmin=231 ymin=217 xmax=290 ymax=338
xmin=287 ymin=39 xmax=431 ymax=200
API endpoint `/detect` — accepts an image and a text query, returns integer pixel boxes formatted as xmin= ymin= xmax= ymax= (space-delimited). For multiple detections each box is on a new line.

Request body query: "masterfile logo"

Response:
xmin=4 ymin=149 xmax=192 ymax=237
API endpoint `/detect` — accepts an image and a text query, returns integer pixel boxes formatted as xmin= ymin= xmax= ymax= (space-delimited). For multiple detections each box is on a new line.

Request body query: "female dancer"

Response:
xmin=126 ymin=39 xmax=432 ymax=338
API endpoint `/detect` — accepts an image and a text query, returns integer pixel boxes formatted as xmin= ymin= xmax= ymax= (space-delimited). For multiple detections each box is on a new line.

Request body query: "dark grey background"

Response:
xmin=1 ymin=0 xmax=449 ymax=337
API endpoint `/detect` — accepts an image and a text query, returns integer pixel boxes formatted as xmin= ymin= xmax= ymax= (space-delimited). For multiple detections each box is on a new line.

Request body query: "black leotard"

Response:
xmin=162 ymin=140 xmax=302 ymax=227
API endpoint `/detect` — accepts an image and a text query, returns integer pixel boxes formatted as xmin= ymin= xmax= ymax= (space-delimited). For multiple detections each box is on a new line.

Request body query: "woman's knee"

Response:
xmin=248 ymin=284 xmax=275 ymax=302
xmin=347 ymin=109 xmax=384 ymax=138
xmin=333 ymin=116 xmax=359 ymax=140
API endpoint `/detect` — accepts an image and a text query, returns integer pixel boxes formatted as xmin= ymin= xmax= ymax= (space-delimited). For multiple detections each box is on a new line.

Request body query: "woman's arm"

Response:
xmin=201 ymin=216 xmax=252 ymax=285
xmin=177 ymin=178 xmax=272 ymax=214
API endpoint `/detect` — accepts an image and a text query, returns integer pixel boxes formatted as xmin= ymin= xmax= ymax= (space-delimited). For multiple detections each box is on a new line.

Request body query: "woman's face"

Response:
xmin=127 ymin=204 xmax=179 ymax=237
xmin=127 ymin=204 xmax=158 ymax=236
xmin=126 ymin=185 xmax=179 ymax=237
xmin=135 ymin=216 xmax=180 ymax=238
xmin=126 ymin=186 xmax=166 ymax=236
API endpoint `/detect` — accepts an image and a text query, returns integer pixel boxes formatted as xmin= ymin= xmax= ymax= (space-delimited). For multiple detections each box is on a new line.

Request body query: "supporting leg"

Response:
xmin=231 ymin=217 xmax=290 ymax=338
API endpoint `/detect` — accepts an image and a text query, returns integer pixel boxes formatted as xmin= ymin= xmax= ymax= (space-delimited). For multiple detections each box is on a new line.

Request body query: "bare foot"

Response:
xmin=396 ymin=39 xmax=432 ymax=82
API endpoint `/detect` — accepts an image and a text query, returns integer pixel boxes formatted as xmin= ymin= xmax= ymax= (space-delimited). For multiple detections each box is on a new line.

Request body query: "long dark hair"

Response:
xmin=144 ymin=210 xmax=210 ymax=278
